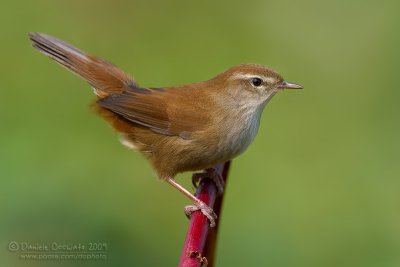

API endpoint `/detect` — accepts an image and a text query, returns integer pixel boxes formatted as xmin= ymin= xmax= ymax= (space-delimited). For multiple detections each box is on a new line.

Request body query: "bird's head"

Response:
xmin=211 ymin=64 xmax=303 ymax=106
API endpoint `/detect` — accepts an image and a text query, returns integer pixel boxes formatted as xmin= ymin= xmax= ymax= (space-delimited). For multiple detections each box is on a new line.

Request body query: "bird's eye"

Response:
xmin=250 ymin=77 xmax=263 ymax=87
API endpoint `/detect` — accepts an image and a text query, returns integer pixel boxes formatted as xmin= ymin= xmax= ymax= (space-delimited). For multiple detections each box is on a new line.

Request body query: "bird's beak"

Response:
xmin=279 ymin=81 xmax=304 ymax=89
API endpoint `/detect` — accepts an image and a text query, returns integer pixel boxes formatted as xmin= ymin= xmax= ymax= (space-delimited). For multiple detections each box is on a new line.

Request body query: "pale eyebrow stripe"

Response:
xmin=230 ymin=73 xmax=275 ymax=84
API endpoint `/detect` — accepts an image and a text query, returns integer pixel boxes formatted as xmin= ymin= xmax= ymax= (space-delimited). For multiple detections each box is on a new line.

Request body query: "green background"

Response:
xmin=1 ymin=0 xmax=399 ymax=266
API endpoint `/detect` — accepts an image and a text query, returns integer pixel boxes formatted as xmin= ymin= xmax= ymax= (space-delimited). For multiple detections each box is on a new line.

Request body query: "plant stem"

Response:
xmin=179 ymin=162 xmax=231 ymax=267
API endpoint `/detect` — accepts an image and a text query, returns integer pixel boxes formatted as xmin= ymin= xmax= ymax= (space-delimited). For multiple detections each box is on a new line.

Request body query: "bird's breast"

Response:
xmin=211 ymin=105 xmax=263 ymax=160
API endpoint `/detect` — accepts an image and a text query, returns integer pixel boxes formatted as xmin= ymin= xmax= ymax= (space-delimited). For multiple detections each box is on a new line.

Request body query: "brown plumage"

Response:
xmin=28 ymin=32 xmax=303 ymax=226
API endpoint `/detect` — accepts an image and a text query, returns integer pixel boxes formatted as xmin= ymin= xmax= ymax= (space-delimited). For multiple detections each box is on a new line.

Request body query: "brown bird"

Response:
xmin=28 ymin=32 xmax=303 ymax=227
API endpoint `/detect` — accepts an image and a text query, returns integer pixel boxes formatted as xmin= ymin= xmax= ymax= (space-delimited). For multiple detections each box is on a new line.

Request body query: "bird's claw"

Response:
xmin=192 ymin=168 xmax=225 ymax=195
xmin=184 ymin=201 xmax=217 ymax=228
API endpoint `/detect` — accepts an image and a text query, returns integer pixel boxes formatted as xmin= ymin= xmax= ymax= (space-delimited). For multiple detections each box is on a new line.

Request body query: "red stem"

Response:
xmin=179 ymin=162 xmax=231 ymax=267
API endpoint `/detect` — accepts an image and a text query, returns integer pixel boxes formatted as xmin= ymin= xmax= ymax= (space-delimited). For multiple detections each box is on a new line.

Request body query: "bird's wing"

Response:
xmin=97 ymin=86 xmax=211 ymax=139
xmin=29 ymin=33 xmax=211 ymax=139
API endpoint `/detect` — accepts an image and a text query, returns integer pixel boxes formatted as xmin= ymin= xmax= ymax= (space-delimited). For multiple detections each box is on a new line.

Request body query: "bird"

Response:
xmin=28 ymin=32 xmax=303 ymax=227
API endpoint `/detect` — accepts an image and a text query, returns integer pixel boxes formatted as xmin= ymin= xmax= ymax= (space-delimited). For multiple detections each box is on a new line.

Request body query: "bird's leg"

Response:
xmin=192 ymin=168 xmax=225 ymax=195
xmin=166 ymin=178 xmax=217 ymax=227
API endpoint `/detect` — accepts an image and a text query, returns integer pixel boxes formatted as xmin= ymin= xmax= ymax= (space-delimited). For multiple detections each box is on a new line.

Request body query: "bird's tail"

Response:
xmin=28 ymin=32 xmax=135 ymax=97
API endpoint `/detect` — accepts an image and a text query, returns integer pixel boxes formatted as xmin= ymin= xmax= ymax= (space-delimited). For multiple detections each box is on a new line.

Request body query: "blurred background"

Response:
xmin=1 ymin=0 xmax=399 ymax=266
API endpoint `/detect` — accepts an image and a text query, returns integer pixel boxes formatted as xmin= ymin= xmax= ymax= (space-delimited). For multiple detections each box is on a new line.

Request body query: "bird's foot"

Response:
xmin=184 ymin=200 xmax=217 ymax=228
xmin=192 ymin=168 xmax=225 ymax=195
